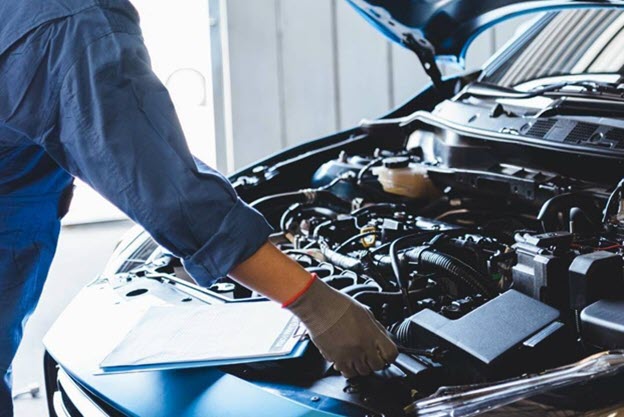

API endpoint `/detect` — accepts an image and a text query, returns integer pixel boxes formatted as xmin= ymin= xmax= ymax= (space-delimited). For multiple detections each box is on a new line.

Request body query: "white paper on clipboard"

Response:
xmin=100 ymin=301 xmax=305 ymax=371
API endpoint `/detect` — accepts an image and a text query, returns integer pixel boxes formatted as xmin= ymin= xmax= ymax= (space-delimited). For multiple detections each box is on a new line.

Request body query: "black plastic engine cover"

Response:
xmin=569 ymin=251 xmax=624 ymax=310
xmin=407 ymin=290 xmax=562 ymax=379
xmin=581 ymin=300 xmax=624 ymax=349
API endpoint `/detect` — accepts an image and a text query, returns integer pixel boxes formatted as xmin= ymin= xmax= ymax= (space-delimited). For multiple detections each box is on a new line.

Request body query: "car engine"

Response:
xmin=109 ymin=92 xmax=624 ymax=414
xmin=212 ymin=108 xmax=624 ymax=413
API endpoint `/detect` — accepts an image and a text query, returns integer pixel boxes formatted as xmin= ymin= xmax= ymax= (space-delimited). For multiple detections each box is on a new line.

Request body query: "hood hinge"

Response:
xmin=402 ymin=33 xmax=444 ymax=90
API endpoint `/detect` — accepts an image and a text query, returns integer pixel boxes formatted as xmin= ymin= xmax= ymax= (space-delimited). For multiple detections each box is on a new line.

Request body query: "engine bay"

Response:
xmin=99 ymin=89 xmax=624 ymax=415
xmin=211 ymin=100 xmax=624 ymax=414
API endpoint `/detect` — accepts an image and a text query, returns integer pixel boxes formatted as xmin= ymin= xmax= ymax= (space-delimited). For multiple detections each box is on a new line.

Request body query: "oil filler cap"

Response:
xmin=383 ymin=156 xmax=410 ymax=169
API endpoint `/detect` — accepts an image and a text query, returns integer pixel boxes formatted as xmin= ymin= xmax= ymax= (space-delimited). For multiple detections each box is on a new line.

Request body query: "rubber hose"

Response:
xmin=251 ymin=190 xmax=350 ymax=214
xmin=320 ymin=244 xmax=362 ymax=272
xmin=393 ymin=318 xmax=413 ymax=346
xmin=404 ymin=247 xmax=497 ymax=298
xmin=340 ymin=284 xmax=381 ymax=296
xmin=352 ymin=289 xmax=431 ymax=307
xmin=538 ymin=192 xmax=601 ymax=232
xmin=322 ymin=276 xmax=356 ymax=290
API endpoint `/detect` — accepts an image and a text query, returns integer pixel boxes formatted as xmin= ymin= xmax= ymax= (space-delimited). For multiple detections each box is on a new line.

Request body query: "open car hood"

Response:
xmin=346 ymin=0 xmax=624 ymax=65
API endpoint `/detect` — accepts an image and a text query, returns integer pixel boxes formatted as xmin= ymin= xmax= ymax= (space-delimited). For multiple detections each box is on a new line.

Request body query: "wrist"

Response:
xmin=282 ymin=273 xmax=317 ymax=308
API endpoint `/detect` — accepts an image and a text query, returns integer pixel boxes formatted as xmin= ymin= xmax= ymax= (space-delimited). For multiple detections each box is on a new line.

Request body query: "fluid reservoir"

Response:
xmin=311 ymin=152 xmax=370 ymax=200
xmin=372 ymin=156 xmax=439 ymax=199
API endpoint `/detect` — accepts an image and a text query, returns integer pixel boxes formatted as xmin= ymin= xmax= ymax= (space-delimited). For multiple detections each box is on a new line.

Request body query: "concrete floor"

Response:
xmin=12 ymin=220 xmax=133 ymax=417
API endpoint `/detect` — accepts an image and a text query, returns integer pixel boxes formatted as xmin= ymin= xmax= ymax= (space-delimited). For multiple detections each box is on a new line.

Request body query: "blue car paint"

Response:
xmin=345 ymin=0 xmax=624 ymax=64
xmin=44 ymin=280 xmax=354 ymax=417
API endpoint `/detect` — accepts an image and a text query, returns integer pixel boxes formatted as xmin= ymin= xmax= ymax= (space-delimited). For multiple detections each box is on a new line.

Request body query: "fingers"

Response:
xmin=353 ymin=359 xmax=373 ymax=376
xmin=377 ymin=337 xmax=399 ymax=364
xmin=334 ymin=362 xmax=358 ymax=379
xmin=366 ymin=310 xmax=399 ymax=365
xmin=304 ymin=294 xmax=399 ymax=379
xmin=373 ymin=317 xmax=392 ymax=337
xmin=332 ymin=347 xmax=389 ymax=378
xmin=366 ymin=350 xmax=387 ymax=371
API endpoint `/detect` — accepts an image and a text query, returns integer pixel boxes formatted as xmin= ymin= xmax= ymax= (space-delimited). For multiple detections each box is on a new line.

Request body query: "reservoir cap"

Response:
xmin=383 ymin=156 xmax=410 ymax=169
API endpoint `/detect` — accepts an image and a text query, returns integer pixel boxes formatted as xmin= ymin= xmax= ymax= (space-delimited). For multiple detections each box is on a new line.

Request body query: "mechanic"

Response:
xmin=0 ymin=1 xmax=398 ymax=415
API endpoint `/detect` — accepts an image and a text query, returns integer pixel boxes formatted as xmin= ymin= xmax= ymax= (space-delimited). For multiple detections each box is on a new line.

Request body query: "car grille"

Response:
xmin=564 ymin=122 xmax=598 ymax=143
xmin=526 ymin=119 xmax=556 ymax=138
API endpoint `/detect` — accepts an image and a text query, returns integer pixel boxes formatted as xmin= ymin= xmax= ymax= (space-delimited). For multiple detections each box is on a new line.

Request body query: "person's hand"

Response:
xmin=285 ymin=277 xmax=398 ymax=378
xmin=228 ymin=242 xmax=398 ymax=377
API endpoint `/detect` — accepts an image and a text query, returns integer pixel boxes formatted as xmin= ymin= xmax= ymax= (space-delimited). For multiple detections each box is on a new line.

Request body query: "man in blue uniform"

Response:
xmin=0 ymin=1 xmax=398 ymax=415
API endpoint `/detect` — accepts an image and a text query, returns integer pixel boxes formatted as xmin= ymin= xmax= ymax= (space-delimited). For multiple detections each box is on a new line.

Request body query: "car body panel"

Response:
xmin=44 ymin=280 xmax=363 ymax=417
xmin=346 ymin=0 xmax=624 ymax=62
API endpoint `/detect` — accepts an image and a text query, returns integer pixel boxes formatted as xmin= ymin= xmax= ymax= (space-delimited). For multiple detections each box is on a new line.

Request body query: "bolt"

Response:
xmin=310 ymin=396 xmax=320 ymax=402
xmin=343 ymin=384 xmax=359 ymax=394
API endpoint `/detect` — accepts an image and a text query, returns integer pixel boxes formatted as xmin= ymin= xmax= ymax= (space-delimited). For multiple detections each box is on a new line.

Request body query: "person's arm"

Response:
xmin=229 ymin=241 xmax=313 ymax=303
xmin=41 ymin=29 xmax=397 ymax=377
xmin=40 ymin=31 xmax=272 ymax=286
xmin=231 ymin=241 xmax=399 ymax=378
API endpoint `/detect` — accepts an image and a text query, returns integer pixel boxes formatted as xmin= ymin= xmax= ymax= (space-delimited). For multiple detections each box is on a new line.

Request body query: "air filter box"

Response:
xmin=581 ymin=300 xmax=624 ymax=348
xmin=407 ymin=290 xmax=563 ymax=379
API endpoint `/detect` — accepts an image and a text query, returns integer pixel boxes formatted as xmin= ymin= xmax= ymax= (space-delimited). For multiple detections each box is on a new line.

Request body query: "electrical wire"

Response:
xmin=602 ymin=178 xmax=624 ymax=224
xmin=356 ymin=156 xmax=383 ymax=186
xmin=334 ymin=231 xmax=380 ymax=253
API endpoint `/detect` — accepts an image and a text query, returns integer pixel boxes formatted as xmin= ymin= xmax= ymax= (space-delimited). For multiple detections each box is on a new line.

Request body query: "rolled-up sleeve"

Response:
xmin=39 ymin=31 xmax=272 ymax=285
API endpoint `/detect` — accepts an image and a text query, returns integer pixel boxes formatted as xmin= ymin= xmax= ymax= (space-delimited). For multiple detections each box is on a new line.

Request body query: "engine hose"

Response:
xmin=305 ymin=266 xmax=334 ymax=279
xmin=323 ymin=275 xmax=357 ymax=290
xmin=319 ymin=243 xmax=363 ymax=272
xmin=250 ymin=189 xmax=350 ymax=215
xmin=340 ymin=284 xmax=381 ymax=296
xmin=537 ymin=192 xmax=601 ymax=232
xmin=404 ymin=247 xmax=498 ymax=298
xmin=602 ymin=179 xmax=624 ymax=223
xmin=393 ymin=318 xmax=413 ymax=346
xmin=352 ymin=289 xmax=431 ymax=307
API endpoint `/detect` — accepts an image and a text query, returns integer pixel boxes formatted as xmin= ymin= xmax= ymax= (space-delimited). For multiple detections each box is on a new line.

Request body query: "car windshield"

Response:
xmin=481 ymin=8 xmax=624 ymax=88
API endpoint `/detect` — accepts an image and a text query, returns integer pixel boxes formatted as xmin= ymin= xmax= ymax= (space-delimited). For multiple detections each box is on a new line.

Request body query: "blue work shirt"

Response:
xmin=0 ymin=0 xmax=273 ymax=284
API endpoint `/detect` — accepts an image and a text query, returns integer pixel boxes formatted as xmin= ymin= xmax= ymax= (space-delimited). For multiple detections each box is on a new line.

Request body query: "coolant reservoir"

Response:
xmin=372 ymin=156 xmax=439 ymax=199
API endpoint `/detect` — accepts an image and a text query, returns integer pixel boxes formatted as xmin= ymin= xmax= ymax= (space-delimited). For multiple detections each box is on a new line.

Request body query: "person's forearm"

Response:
xmin=228 ymin=241 xmax=314 ymax=304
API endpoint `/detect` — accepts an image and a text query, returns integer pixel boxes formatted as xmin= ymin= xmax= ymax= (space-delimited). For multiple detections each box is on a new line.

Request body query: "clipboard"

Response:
xmin=98 ymin=302 xmax=309 ymax=375
xmin=97 ymin=340 xmax=309 ymax=375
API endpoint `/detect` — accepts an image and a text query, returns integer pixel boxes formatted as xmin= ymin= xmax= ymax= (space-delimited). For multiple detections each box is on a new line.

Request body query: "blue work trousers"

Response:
xmin=0 ymin=194 xmax=64 ymax=417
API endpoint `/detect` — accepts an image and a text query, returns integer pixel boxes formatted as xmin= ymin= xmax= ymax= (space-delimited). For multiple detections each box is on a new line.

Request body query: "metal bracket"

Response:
xmin=401 ymin=33 xmax=444 ymax=91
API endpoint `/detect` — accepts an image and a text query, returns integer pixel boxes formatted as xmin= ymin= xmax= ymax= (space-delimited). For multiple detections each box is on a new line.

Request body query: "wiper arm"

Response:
xmin=458 ymin=82 xmax=549 ymax=100
xmin=406 ymin=350 xmax=624 ymax=417
xmin=537 ymin=96 xmax=624 ymax=118
xmin=460 ymin=80 xmax=624 ymax=101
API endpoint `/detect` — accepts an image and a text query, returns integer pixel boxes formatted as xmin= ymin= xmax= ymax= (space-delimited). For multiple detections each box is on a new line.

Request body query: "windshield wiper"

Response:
xmin=460 ymin=80 xmax=624 ymax=101
xmin=536 ymin=96 xmax=624 ymax=118
xmin=406 ymin=350 xmax=624 ymax=417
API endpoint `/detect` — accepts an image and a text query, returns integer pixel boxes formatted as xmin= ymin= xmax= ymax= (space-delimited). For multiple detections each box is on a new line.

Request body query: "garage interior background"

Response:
xmin=65 ymin=0 xmax=528 ymax=225
xmin=12 ymin=1 xmax=528 ymax=416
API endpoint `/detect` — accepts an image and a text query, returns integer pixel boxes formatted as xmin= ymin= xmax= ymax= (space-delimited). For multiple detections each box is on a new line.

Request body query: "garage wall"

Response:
xmin=212 ymin=1 xmax=528 ymax=172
